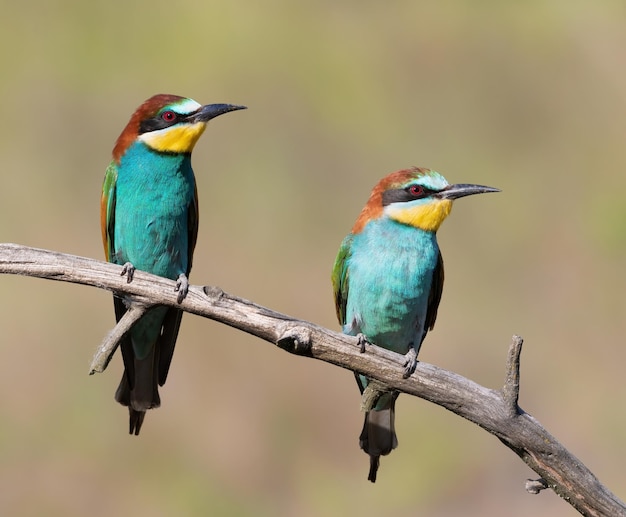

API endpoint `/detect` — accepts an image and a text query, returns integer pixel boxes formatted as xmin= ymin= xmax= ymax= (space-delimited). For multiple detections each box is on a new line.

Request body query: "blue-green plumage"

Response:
xmin=103 ymin=141 xmax=197 ymax=436
xmin=111 ymin=143 xmax=196 ymax=279
xmin=332 ymin=167 xmax=497 ymax=482
xmin=340 ymin=220 xmax=440 ymax=355
xmin=101 ymin=94 xmax=245 ymax=434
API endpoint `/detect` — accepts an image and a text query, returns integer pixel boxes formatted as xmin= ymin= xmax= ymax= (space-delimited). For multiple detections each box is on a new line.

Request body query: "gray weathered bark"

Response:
xmin=0 ymin=243 xmax=623 ymax=517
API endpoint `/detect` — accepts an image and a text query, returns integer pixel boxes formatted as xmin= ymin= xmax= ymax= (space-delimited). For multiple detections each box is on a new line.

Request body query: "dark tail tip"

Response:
xmin=129 ymin=408 xmax=146 ymax=435
xmin=368 ymin=455 xmax=380 ymax=483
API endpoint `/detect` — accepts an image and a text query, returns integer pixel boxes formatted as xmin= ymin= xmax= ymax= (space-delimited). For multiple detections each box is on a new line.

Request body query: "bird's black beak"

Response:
xmin=438 ymin=183 xmax=500 ymax=200
xmin=192 ymin=103 xmax=247 ymax=123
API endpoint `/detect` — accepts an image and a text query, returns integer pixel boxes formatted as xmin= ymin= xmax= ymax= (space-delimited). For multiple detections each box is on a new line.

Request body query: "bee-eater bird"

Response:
xmin=332 ymin=167 xmax=498 ymax=482
xmin=101 ymin=94 xmax=245 ymax=435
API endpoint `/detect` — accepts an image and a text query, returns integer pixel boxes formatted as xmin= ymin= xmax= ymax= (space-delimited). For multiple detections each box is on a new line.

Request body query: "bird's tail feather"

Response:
xmin=115 ymin=345 xmax=160 ymax=435
xmin=359 ymin=399 xmax=398 ymax=483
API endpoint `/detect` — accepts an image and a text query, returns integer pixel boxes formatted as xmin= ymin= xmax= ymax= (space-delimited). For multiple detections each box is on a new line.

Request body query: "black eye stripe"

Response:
xmin=138 ymin=111 xmax=193 ymax=134
xmin=381 ymin=185 xmax=437 ymax=206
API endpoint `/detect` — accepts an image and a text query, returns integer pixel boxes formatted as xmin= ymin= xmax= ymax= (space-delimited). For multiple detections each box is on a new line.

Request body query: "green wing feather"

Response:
xmin=424 ymin=251 xmax=444 ymax=335
xmin=186 ymin=183 xmax=199 ymax=275
xmin=100 ymin=161 xmax=118 ymax=262
xmin=331 ymin=234 xmax=353 ymax=327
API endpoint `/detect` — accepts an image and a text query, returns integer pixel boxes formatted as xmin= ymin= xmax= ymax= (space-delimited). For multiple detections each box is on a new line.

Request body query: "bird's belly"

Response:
xmin=113 ymin=194 xmax=190 ymax=279
xmin=346 ymin=234 xmax=439 ymax=354
xmin=355 ymin=283 xmax=430 ymax=354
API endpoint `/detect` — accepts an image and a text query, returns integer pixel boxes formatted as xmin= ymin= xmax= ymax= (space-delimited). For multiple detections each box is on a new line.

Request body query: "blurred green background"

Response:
xmin=1 ymin=1 xmax=625 ymax=516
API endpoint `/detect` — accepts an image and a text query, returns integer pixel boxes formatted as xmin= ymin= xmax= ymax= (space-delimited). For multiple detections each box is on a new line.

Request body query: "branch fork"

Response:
xmin=0 ymin=243 xmax=623 ymax=517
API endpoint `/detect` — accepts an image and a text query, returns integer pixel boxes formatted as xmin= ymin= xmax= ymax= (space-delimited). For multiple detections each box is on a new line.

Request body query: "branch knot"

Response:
xmin=203 ymin=285 xmax=225 ymax=301
xmin=276 ymin=325 xmax=313 ymax=356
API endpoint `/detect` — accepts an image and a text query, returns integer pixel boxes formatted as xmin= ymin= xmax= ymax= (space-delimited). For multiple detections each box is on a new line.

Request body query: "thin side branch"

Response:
xmin=360 ymin=379 xmax=392 ymax=412
xmin=89 ymin=303 xmax=151 ymax=374
xmin=0 ymin=243 xmax=624 ymax=517
xmin=503 ymin=335 xmax=523 ymax=415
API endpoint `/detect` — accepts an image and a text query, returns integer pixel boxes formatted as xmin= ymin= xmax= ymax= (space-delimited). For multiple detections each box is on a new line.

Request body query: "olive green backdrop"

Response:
xmin=0 ymin=1 xmax=625 ymax=516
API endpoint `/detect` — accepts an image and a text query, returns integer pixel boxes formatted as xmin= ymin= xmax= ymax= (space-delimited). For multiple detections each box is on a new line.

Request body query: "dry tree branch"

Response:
xmin=0 ymin=243 xmax=623 ymax=517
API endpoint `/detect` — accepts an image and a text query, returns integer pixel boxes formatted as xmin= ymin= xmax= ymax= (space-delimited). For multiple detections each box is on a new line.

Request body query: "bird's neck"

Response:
xmin=385 ymin=199 xmax=453 ymax=232
xmin=359 ymin=217 xmax=440 ymax=250
xmin=138 ymin=122 xmax=207 ymax=154
xmin=118 ymin=142 xmax=192 ymax=179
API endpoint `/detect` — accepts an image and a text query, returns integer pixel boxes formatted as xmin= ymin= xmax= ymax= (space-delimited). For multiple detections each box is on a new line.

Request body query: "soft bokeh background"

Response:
xmin=0 ymin=1 xmax=625 ymax=516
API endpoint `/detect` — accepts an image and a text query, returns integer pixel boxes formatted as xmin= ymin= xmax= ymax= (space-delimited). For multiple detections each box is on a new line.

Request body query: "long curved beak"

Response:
xmin=438 ymin=183 xmax=500 ymax=200
xmin=192 ymin=103 xmax=247 ymax=123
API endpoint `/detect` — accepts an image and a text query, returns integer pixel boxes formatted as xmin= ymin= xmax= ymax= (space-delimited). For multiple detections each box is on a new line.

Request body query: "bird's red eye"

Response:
xmin=161 ymin=110 xmax=177 ymax=122
xmin=409 ymin=185 xmax=424 ymax=196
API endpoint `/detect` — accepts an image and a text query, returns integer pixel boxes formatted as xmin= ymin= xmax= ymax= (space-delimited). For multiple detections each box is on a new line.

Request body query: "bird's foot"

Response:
xmin=403 ymin=346 xmax=418 ymax=379
xmin=175 ymin=273 xmax=189 ymax=304
xmin=120 ymin=262 xmax=135 ymax=283
xmin=355 ymin=332 xmax=372 ymax=354
xmin=356 ymin=333 xmax=370 ymax=353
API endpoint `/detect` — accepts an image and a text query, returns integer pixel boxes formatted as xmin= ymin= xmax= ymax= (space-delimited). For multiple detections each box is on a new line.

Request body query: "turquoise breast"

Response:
xmin=344 ymin=218 xmax=440 ymax=355
xmin=112 ymin=142 xmax=196 ymax=280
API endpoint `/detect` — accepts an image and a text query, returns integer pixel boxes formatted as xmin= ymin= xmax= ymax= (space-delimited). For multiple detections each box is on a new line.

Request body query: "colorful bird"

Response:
xmin=332 ymin=167 xmax=498 ymax=482
xmin=101 ymin=94 xmax=245 ymax=434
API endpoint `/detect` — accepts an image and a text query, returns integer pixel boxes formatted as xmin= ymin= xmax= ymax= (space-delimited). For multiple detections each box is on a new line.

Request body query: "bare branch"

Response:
xmin=89 ymin=303 xmax=150 ymax=374
xmin=0 ymin=243 xmax=624 ymax=517
xmin=360 ymin=379 xmax=392 ymax=412
xmin=503 ymin=335 xmax=523 ymax=416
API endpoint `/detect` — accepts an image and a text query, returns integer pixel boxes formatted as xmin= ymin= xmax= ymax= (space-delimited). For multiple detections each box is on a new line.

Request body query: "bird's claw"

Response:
xmin=402 ymin=346 xmax=418 ymax=379
xmin=175 ymin=274 xmax=189 ymax=304
xmin=120 ymin=263 xmax=135 ymax=284
xmin=356 ymin=333 xmax=370 ymax=354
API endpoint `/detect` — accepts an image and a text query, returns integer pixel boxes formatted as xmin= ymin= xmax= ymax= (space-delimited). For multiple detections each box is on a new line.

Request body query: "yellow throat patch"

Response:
xmin=139 ymin=122 xmax=207 ymax=154
xmin=388 ymin=199 xmax=453 ymax=232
